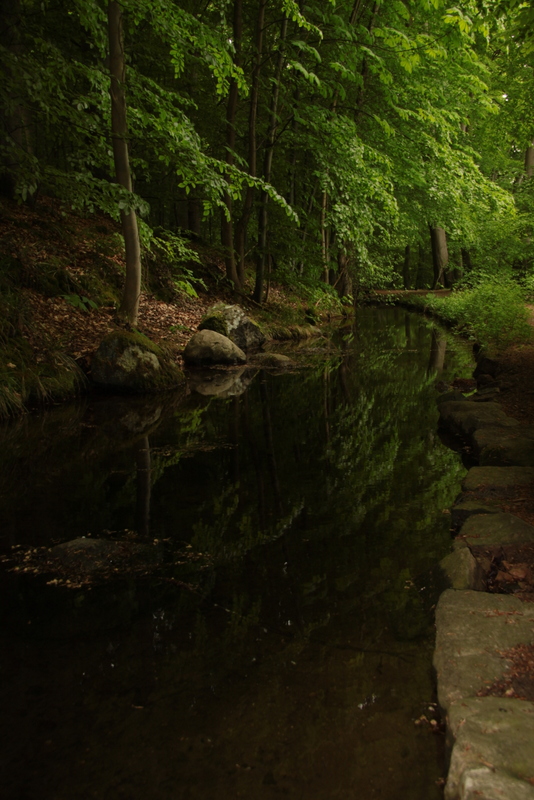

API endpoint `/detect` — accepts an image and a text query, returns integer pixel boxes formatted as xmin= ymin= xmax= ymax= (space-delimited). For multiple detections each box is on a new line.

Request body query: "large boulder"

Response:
xmin=182 ymin=329 xmax=247 ymax=366
xmin=198 ymin=304 xmax=265 ymax=350
xmin=91 ymin=331 xmax=183 ymax=392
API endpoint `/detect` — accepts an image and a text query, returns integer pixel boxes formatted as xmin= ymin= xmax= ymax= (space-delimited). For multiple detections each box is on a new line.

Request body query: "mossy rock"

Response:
xmin=199 ymin=304 xmax=265 ymax=350
xmin=91 ymin=330 xmax=184 ymax=393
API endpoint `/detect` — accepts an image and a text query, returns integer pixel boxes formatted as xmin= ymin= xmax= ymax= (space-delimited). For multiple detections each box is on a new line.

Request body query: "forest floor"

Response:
xmin=0 ymin=198 xmax=319 ymax=416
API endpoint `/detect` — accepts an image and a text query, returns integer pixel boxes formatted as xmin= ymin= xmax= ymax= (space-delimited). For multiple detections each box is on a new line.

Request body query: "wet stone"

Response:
xmin=458 ymin=513 xmax=534 ymax=548
xmin=461 ymin=467 xmax=534 ymax=496
xmin=450 ymin=500 xmax=499 ymax=528
xmin=445 ymin=697 xmax=534 ymax=800
xmin=433 ymin=589 xmax=534 ymax=713
xmin=473 ymin=426 xmax=534 ymax=467
xmin=439 ymin=401 xmax=519 ymax=438
xmin=458 ymin=768 xmax=534 ymax=800
xmin=439 ymin=548 xmax=486 ymax=591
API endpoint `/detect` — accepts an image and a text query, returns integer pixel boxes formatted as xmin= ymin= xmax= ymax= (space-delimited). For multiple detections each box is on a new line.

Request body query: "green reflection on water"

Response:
xmin=0 ymin=308 xmax=472 ymax=800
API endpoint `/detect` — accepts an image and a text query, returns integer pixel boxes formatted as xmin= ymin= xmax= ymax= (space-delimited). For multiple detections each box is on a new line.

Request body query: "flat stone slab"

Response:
xmin=440 ymin=401 xmax=519 ymax=438
xmin=462 ymin=467 xmax=534 ymax=496
xmin=473 ymin=426 xmax=534 ymax=467
xmin=434 ymin=589 xmax=534 ymax=712
xmin=459 ymin=767 xmax=534 ymax=800
xmin=459 ymin=513 xmax=534 ymax=548
xmin=445 ymin=697 xmax=534 ymax=800
xmin=451 ymin=500 xmax=500 ymax=528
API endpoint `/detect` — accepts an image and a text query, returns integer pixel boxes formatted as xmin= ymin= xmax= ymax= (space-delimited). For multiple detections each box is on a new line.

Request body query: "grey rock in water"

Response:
xmin=199 ymin=304 xmax=265 ymax=350
xmin=183 ymin=330 xmax=247 ymax=366
xmin=92 ymin=331 xmax=183 ymax=392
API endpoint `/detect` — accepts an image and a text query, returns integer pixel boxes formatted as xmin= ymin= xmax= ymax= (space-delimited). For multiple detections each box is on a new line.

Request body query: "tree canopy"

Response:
xmin=1 ymin=0 xmax=533 ymax=314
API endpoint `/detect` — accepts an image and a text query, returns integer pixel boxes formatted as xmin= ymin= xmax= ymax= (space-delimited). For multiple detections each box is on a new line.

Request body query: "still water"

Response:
xmin=0 ymin=308 xmax=472 ymax=800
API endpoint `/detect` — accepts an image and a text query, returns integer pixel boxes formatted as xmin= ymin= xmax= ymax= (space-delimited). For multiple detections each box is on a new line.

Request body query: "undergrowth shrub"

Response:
xmin=420 ymin=278 xmax=532 ymax=349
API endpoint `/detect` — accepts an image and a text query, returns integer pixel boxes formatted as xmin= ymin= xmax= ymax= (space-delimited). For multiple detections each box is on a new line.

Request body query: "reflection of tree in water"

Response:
xmin=427 ymin=328 xmax=447 ymax=377
xmin=175 ymin=311 xmax=469 ymax=660
xmin=135 ymin=436 xmax=151 ymax=538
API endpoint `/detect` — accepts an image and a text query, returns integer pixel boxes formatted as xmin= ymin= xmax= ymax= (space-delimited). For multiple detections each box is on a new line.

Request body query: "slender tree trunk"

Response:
xmin=402 ymin=244 xmax=411 ymax=289
xmin=108 ymin=1 xmax=142 ymax=325
xmin=221 ymin=0 xmax=243 ymax=289
xmin=187 ymin=198 xmax=202 ymax=237
xmin=336 ymin=249 xmax=352 ymax=300
xmin=234 ymin=0 xmax=267 ymax=284
xmin=135 ymin=436 xmax=151 ymax=538
xmin=320 ymin=190 xmax=329 ymax=283
xmin=254 ymin=15 xmax=288 ymax=303
xmin=429 ymin=225 xmax=448 ymax=289
xmin=414 ymin=243 xmax=425 ymax=289
xmin=525 ymin=141 xmax=534 ymax=178
xmin=427 ymin=330 xmax=447 ymax=376
xmin=355 ymin=2 xmax=380 ymax=112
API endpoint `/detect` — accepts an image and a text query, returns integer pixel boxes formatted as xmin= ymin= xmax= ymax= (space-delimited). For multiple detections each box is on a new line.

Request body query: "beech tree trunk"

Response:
xmin=108 ymin=1 xmax=142 ymax=325
xmin=525 ymin=141 xmax=534 ymax=178
xmin=355 ymin=2 xmax=380 ymax=112
xmin=427 ymin=330 xmax=447 ymax=376
xmin=221 ymin=0 xmax=243 ymax=290
xmin=429 ymin=225 xmax=448 ymax=289
xmin=234 ymin=0 xmax=267 ymax=284
xmin=187 ymin=198 xmax=202 ymax=238
xmin=402 ymin=244 xmax=411 ymax=289
xmin=254 ymin=16 xmax=288 ymax=304
xmin=135 ymin=436 xmax=151 ymax=538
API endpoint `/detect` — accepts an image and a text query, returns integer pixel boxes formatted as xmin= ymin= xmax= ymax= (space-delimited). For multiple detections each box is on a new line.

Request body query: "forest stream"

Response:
xmin=0 ymin=308 xmax=474 ymax=800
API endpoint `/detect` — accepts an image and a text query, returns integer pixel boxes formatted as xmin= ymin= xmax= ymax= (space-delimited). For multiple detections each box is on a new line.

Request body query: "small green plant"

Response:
xmin=61 ymin=294 xmax=98 ymax=312
xmin=150 ymin=231 xmax=206 ymax=298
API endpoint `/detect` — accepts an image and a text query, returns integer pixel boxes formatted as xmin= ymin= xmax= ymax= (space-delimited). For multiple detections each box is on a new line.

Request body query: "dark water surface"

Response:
xmin=0 ymin=309 xmax=472 ymax=800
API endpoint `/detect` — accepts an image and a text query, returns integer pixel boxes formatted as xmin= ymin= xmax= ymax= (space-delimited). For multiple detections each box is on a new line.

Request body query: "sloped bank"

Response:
xmin=435 ymin=353 xmax=534 ymax=800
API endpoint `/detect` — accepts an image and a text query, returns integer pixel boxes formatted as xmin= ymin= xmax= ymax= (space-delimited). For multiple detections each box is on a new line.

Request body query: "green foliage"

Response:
xmin=147 ymin=231 xmax=205 ymax=298
xmin=1 ymin=0 xmax=534 ymax=313
xmin=406 ymin=278 xmax=532 ymax=350
xmin=61 ymin=294 xmax=98 ymax=312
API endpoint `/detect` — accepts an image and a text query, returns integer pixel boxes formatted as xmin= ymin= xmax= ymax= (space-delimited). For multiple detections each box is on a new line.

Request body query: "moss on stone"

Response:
xmin=198 ymin=312 xmax=228 ymax=337
xmin=92 ymin=330 xmax=184 ymax=393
